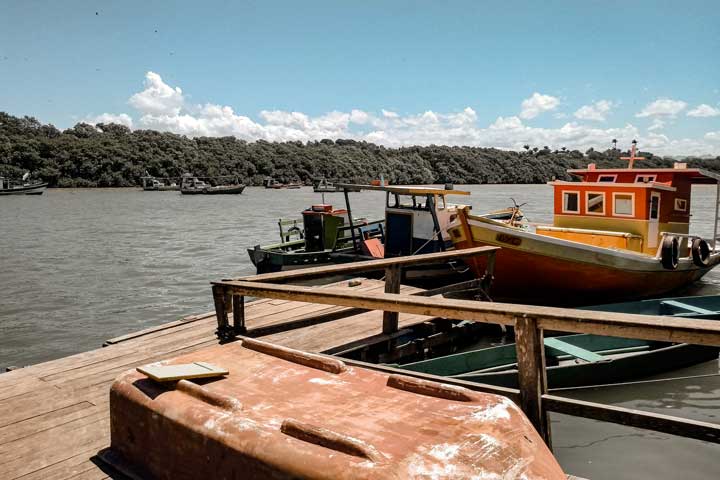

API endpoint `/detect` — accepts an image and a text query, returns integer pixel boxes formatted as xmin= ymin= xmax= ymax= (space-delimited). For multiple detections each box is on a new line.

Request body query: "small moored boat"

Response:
xmin=180 ymin=174 xmax=245 ymax=195
xmin=390 ymin=295 xmax=720 ymax=389
xmin=313 ymin=177 xmax=353 ymax=193
xmin=0 ymin=172 xmax=47 ymax=195
xmin=248 ymin=185 xmax=474 ymax=283
xmin=264 ymin=178 xmax=302 ymax=189
xmin=141 ymin=174 xmax=179 ymax=191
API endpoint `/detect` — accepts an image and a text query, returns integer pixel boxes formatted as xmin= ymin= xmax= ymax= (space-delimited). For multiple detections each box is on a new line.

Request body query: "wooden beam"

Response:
xmin=212 ymin=281 xmax=720 ymax=347
xmin=382 ymin=265 xmax=401 ymax=334
xmin=543 ymin=394 xmax=720 ymax=444
xmin=231 ymin=246 xmax=499 ymax=283
xmin=514 ymin=316 xmax=551 ymax=447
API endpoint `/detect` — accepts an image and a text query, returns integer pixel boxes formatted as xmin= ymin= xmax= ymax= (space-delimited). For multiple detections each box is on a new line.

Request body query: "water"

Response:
xmin=1 ymin=184 xmax=719 ymax=478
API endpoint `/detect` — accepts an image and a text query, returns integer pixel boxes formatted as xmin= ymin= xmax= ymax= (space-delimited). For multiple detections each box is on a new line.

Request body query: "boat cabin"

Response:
xmin=180 ymin=174 xmax=208 ymax=189
xmin=339 ymin=184 xmax=471 ymax=257
xmin=544 ymin=144 xmax=720 ymax=255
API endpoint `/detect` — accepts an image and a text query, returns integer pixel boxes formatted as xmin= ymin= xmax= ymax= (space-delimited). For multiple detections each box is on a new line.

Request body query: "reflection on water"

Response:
xmin=1 ymin=184 xmax=719 ymax=478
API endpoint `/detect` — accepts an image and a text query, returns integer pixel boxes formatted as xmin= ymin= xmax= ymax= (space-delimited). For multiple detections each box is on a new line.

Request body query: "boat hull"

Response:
xmin=399 ymin=334 xmax=720 ymax=389
xmin=180 ymin=185 xmax=245 ymax=195
xmin=452 ymin=213 xmax=720 ymax=305
xmin=0 ymin=183 xmax=47 ymax=195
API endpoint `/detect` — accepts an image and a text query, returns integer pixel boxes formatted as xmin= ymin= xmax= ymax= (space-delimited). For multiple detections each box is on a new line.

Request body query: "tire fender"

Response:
xmin=691 ymin=238 xmax=711 ymax=267
xmin=660 ymin=236 xmax=679 ymax=270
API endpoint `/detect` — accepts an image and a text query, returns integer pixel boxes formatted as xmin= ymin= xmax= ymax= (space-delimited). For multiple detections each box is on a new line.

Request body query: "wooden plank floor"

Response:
xmin=0 ymin=279 xmax=435 ymax=479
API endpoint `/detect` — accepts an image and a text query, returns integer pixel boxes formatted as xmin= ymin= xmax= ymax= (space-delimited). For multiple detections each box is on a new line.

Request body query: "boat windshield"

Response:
xmin=387 ymin=193 xmax=431 ymax=211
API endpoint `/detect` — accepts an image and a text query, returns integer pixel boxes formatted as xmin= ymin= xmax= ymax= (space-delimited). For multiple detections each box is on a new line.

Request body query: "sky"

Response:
xmin=1 ymin=1 xmax=719 ymax=156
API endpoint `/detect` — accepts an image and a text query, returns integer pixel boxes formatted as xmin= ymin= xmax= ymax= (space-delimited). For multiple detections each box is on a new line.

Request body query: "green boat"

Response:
xmin=247 ymin=185 xmax=473 ymax=278
xmin=392 ymin=295 xmax=720 ymax=389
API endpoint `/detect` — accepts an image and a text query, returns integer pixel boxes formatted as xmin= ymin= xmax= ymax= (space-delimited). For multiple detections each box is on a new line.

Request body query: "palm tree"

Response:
xmin=611 ymin=138 xmax=617 ymax=150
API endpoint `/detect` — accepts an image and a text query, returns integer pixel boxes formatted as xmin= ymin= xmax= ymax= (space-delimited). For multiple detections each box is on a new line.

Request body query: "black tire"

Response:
xmin=691 ymin=238 xmax=711 ymax=267
xmin=660 ymin=236 xmax=679 ymax=270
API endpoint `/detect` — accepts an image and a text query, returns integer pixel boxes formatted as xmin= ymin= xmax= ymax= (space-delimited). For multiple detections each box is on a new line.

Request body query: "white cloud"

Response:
xmin=687 ymin=104 xmax=720 ymax=117
xmin=85 ymin=71 xmax=720 ymax=156
xmin=128 ymin=71 xmax=184 ymax=116
xmin=87 ymin=113 xmax=133 ymax=128
xmin=647 ymin=119 xmax=665 ymax=131
xmin=636 ymin=98 xmax=687 ymax=118
xmin=349 ymin=109 xmax=370 ymax=124
xmin=490 ymin=116 xmax=523 ymax=130
xmin=519 ymin=92 xmax=560 ymax=119
xmin=574 ymin=100 xmax=613 ymax=121
xmin=706 ymin=131 xmax=720 ymax=142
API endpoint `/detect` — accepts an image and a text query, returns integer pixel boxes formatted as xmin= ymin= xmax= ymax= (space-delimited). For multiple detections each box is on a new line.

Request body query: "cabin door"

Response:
xmin=648 ymin=192 xmax=661 ymax=249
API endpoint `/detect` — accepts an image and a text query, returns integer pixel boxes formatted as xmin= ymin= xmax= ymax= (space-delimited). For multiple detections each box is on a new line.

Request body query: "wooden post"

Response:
xmin=382 ymin=265 xmax=401 ymax=334
xmin=213 ymin=285 xmax=232 ymax=340
xmin=514 ymin=315 xmax=552 ymax=448
xmin=480 ymin=250 xmax=496 ymax=293
xmin=233 ymin=295 xmax=246 ymax=334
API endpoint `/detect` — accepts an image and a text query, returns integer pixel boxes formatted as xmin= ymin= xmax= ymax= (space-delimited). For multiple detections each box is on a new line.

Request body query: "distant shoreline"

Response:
xmin=2 ymin=112 xmax=718 ymax=189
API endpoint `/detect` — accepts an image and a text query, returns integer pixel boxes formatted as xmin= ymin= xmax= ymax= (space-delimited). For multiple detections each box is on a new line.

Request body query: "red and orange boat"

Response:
xmin=449 ymin=142 xmax=720 ymax=305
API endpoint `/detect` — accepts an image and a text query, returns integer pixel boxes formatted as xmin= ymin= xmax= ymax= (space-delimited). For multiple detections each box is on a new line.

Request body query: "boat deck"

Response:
xmin=0 ymin=278 xmax=435 ymax=479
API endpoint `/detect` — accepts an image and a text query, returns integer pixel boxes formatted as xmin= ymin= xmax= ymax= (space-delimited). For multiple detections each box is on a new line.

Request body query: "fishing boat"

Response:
xmin=0 ymin=172 xmax=47 ymax=195
xmin=180 ymin=174 xmax=246 ymax=195
xmin=264 ymin=178 xmax=302 ymax=189
xmin=141 ymin=174 xmax=179 ymax=191
xmin=247 ymin=185 xmax=472 ymax=279
xmin=387 ymin=295 xmax=720 ymax=389
xmin=448 ymin=142 xmax=720 ymax=305
xmin=313 ymin=177 xmax=349 ymax=193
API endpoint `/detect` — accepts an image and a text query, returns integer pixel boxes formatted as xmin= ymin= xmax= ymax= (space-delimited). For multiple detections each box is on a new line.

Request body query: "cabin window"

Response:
xmin=598 ymin=175 xmax=616 ymax=182
xmin=674 ymin=198 xmax=688 ymax=212
xmin=562 ymin=191 xmax=579 ymax=213
xmin=586 ymin=192 xmax=605 ymax=215
xmin=635 ymin=174 xmax=656 ymax=183
xmin=613 ymin=193 xmax=634 ymax=217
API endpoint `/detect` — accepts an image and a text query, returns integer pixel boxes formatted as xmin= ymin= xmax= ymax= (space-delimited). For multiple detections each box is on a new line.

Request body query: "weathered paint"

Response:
xmin=107 ymin=339 xmax=565 ymax=479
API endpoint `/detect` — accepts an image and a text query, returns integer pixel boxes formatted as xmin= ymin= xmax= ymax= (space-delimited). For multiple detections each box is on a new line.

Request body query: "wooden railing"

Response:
xmin=211 ymin=247 xmax=720 ymax=449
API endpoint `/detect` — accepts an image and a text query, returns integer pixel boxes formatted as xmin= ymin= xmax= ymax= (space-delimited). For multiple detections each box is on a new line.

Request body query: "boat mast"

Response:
xmin=620 ymin=139 xmax=644 ymax=169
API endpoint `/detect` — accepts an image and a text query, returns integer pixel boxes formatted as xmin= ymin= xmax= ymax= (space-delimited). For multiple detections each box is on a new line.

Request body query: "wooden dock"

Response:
xmin=3 ymin=245 xmax=720 ymax=479
xmin=0 ymin=278 xmax=434 ymax=480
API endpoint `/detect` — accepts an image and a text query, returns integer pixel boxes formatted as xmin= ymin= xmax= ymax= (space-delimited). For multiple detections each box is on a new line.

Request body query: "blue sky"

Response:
xmin=2 ymin=1 xmax=719 ymax=155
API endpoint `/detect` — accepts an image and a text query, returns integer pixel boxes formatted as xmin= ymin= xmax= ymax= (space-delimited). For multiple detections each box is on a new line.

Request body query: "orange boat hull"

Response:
xmin=451 ymin=213 xmax=720 ymax=306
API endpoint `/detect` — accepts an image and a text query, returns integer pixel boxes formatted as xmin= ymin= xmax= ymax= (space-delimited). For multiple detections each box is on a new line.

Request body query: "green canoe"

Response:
xmin=395 ymin=295 xmax=720 ymax=389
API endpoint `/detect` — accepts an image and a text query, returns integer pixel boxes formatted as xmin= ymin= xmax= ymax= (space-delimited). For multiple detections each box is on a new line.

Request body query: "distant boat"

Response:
xmin=141 ymin=174 xmax=179 ymax=191
xmin=264 ymin=178 xmax=302 ymax=189
xmin=0 ymin=172 xmax=47 ymax=195
xmin=180 ymin=174 xmax=245 ymax=195
xmin=313 ymin=178 xmax=349 ymax=193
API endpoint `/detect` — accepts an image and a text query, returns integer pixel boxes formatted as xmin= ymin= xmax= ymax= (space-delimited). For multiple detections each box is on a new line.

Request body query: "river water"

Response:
xmin=1 ymin=185 xmax=718 ymax=478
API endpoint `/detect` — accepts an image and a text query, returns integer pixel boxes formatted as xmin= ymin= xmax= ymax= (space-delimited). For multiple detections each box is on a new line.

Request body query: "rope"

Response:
xmin=549 ymin=372 xmax=720 ymax=392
